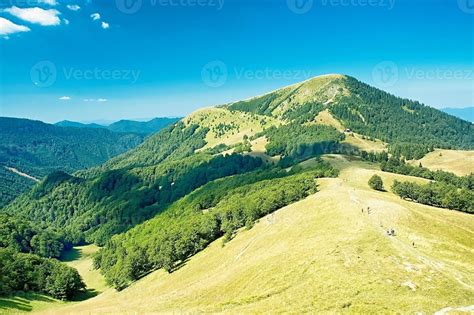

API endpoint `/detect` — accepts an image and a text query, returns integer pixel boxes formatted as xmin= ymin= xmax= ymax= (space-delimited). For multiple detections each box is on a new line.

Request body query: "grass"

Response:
xmin=0 ymin=293 xmax=65 ymax=314
xmin=184 ymin=107 xmax=281 ymax=149
xmin=411 ymin=149 xmax=474 ymax=176
xmin=314 ymin=109 xmax=387 ymax=153
xmin=0 ymin=245 xmax=107 ymax=314
xmin=42 ymin=154 xmax=474 ymax=314
xmin=61 ymin=244 xmax=108 ymax=296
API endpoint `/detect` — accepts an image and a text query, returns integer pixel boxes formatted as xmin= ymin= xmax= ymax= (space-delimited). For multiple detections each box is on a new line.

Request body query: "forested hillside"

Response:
xmin=224 ymin=75 xmax=473 ymax=152
xmin=2 ymin=75 xmax=473 ymax=304
xmin=0 ymin=117 xmax=145 ymax=206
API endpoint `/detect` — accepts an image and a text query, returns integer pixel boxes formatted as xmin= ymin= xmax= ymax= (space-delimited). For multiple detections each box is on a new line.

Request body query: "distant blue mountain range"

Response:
xmin=56 ymin=117 xmax=181 ymax=135
xmin=440 ymin=107 xmax=473 ymax=123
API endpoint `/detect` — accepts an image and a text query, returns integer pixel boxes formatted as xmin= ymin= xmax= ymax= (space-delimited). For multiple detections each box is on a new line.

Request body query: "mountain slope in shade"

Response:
xmin=0 ymin=117 xmax=144 ymax=207
xmin=440 ymin=107 xmax=474 ymax=123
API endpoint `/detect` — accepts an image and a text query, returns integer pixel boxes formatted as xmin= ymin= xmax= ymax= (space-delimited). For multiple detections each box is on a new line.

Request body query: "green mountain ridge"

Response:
xmin=1 ymin=75 xmax=473 ymax=308
xmin=5 ymin=74 xmax=473 ymax=241
xmin=0 ymin=117 xmax=145 ymax=207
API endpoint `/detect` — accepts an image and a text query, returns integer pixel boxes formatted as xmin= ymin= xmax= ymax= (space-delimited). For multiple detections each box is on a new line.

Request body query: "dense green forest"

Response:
xmin=94 ymin=161 xmax=338 ymax=290
xmin=0 ymin=214 xmax=85 ymax=299
xmin=0 ymin=213 xmax=70 ymax=258
xmin=0 ymin=249 xmax=85 ymax=300
xmin=224 ymin=76 xmax=473 ymax=153
xmin=0 ymin=167 xmax=36 ymax=207
xmin=84 ymin=122 xmax=209 ymax=175
xmin=0 ymin=117 xmax=145 ymax=206
xmin=329 ymin=77 xmax=474 ymax=150
xmin=6 ymin=152 xmax=264 ymax=245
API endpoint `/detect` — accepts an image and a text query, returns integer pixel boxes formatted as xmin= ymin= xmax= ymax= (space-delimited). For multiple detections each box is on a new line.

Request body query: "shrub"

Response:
xmin=368 ymin=175 xmax=384 ymax=191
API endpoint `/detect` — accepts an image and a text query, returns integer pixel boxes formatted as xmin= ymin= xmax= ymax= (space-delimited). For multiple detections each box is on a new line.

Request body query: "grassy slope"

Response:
xmin=61 ymin=245 xmax=107 ymax=296
xmin=39 ymin=155 xmax=474 ymax=314
xmin=185 ymin=108 xmax=281 ymax=150
xmin=0 ymin=245 xmax=106 ymax=314
xmin=411 ymin=149 xmax=474 ymax=176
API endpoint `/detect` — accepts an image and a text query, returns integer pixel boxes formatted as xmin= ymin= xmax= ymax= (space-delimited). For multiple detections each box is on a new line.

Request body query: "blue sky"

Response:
xmin=0 ymin=0 xmax=472 ymax=123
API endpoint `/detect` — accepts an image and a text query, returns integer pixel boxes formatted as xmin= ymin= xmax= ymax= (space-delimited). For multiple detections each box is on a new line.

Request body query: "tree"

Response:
xmin=368 ymin=175 xmax=384 ymax=191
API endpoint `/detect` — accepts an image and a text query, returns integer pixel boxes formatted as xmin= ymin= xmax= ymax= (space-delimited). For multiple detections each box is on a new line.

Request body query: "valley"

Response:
xmin=25 ymin=154 xmax=473 ymax=314
xmin=0 ymin=75 xmax=472 ymax=314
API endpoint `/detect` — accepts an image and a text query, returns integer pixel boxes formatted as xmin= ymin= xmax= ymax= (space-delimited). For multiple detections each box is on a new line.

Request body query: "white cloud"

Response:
xmin=59 ymin=96 xmax=71 ymax=101
xmin=39 ymin=0 xmax=58 ymax=5
xmin=90 ymin=13 xmax=101 ymax=21
xmin=101 ymin=21 xmax=109 ymax=29
xmin=4 ymin=6 xmax=61 ymax=26
xmin=67 ymin=5 xmax=81 ymax=11
xmin=84 ymin=98 xmax=108 ymax=102
xmin=63 ymin=18 xmax=70 ymax=25
xmin=0 ymin=17 xmax=30 ymax=36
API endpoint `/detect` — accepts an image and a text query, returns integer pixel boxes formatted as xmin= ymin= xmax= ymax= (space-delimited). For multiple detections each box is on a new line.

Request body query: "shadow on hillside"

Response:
xmin=0 ymin=293 xmax=56 ymax=313
xmin=71 ymin=288 xmax=100 ymax=302
xmin=170 ymin=257 xmax=191 ymax=273
xmin=60 ymin=247 xmax=82 ymax=262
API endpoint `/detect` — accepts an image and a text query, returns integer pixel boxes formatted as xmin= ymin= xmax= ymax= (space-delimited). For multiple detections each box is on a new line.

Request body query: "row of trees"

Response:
xmin=392 ymin=180 xmax=473 ymax=213
xmin=388 ymin=143 xmax=435 ymax=160
xmin=381 ymin=157 xmax=473 ymax=190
